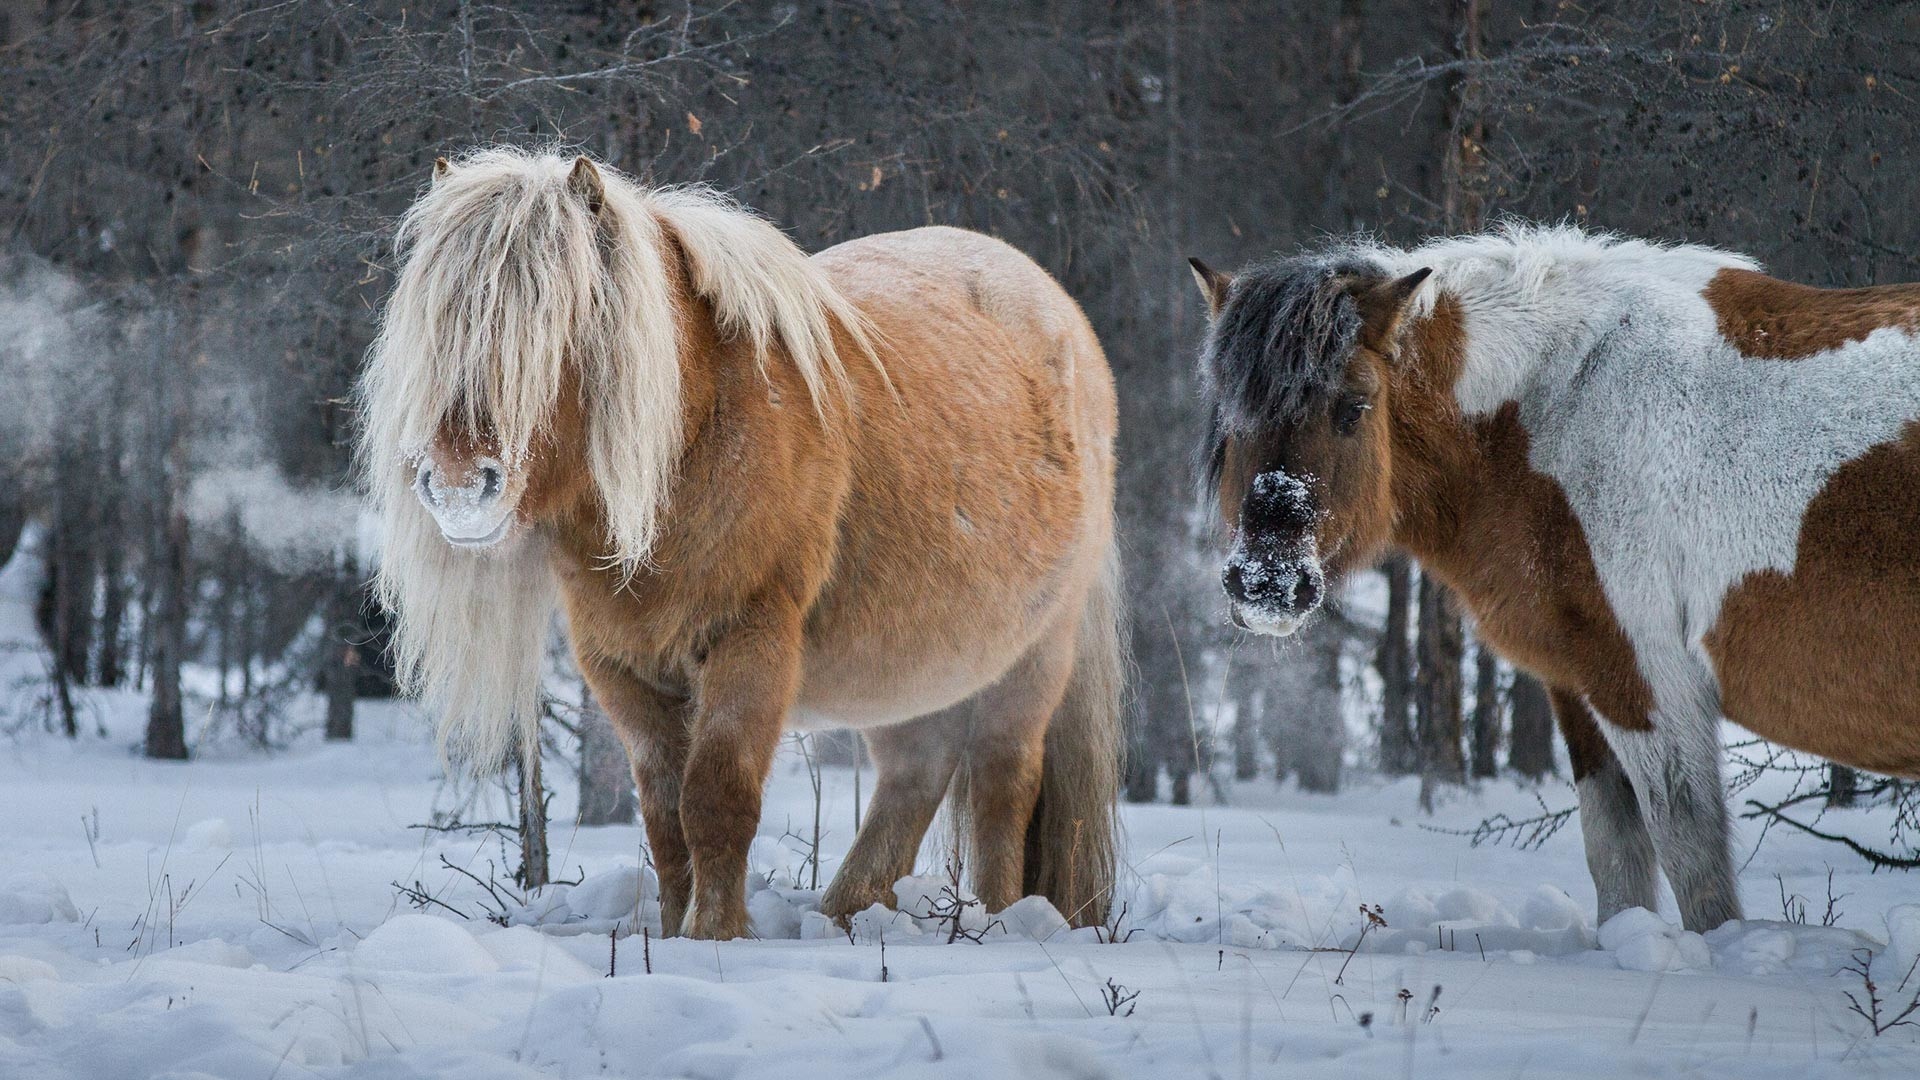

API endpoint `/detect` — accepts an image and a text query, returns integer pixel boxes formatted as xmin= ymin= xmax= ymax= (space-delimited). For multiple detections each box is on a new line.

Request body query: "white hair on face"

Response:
xmin=358 ymin=146 xmax=874 ymax=769
xmin=373 ymin=498 xmax=557 ymax=770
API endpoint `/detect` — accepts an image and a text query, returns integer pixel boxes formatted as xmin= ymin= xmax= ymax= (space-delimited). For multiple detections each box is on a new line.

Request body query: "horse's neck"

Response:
xmin=1383 ymin=319 xmax=1558 ymax=618
xmin=1434 ymin=250 xmax=1732 ymax=417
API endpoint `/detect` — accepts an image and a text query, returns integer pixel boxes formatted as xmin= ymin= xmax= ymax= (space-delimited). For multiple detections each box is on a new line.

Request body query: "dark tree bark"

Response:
xmin=323 ymin=555 xmax=360 ymax=742
xmin=94 ymin=475 xmax=128 ymax=689
xmin=1295 ymin=620 xmax=1348 ymax=793
xmin=50 ymin=444 xmax=99 ymax=701
xmin=1827 ymin=765 xmax=1861 ymax=809
xmin=1376 ymin=558 xmax=1416 ymax=773
xmin=576 ymin=687 xmax=638 ymax=826
xmin=145 ymin=501 xmax=189 ymax=761
xmin=0 ymin=485 xmax=23 ymax=571
xmin=1231 ymin=685 xmax=1261 ymax=782
xmin=1469 ymin=646 xmax=1501 ymax=779
xmin=518 ymin=744 xmax=551 ymax=890
xmin=1507 ymin=672 xmax=1556 ymax=780
xmin=1416 ymin=574 xmax=1466 ymax=810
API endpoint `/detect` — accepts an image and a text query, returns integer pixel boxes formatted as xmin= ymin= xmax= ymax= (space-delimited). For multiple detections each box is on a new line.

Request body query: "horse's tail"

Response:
xmin=1024 ymin=541 xmax=1127 ymax=928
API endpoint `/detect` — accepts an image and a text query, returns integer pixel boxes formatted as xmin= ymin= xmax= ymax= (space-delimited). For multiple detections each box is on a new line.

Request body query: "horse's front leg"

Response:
xmin=580 ymin=656 xmax=694 ymax=936
xmin=1550 ymin=688 xmax=1658 ymax=927
xmin=681 ymin=599 xmax=803 ymax=940
xmin=1604 ymin=695 xmax=1743 ymax=933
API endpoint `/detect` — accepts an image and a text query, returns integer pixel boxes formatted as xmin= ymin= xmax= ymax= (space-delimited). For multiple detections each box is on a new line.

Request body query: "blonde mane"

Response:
xmin=357 ymin=146 xmax=873 ymax=768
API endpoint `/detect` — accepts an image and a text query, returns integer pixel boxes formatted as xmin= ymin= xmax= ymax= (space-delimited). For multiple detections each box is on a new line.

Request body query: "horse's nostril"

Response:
xmin=479 ymin=465 xmax=503 ymax=500
xmin=1223 ymin=563 xmax=1248 ymax=602
xmin=414 ymin=462 xmax=437 ymax=505
xmin=1293 ymin=575 xmax=1322 ymax=612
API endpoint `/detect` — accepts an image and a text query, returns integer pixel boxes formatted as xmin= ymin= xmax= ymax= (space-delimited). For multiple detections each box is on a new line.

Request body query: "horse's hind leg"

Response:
xmin=580 ymin=655 xmax=694 ymax=936
xmin=818 ymin=710 xmax=965 ymax=923
xmin=1604 ymin=695 xmax=1743 ymax=932
xmin=960 ymin=626 xmax=1078 ymax=916
xmin=1552 ymin=688 xmax=1658 ymax=927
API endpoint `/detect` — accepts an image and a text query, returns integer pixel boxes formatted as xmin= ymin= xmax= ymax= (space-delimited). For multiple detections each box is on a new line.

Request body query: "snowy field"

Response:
xmin=3 ymin=554 xmax=1919 ymax=1078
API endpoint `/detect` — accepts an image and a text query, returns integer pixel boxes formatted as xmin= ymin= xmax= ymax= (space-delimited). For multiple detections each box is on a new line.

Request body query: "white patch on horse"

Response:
xmin=1408 ymin=224 xmax=1920 ymax=927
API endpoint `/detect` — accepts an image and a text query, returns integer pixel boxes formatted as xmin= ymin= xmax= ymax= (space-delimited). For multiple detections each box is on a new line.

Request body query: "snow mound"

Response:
xmin=1599 ymin=908 xmax=1711 ymax=972
xmin=154 ymin=938 xmax=255 ymax=969
xmin=1352 ymin=884 xmax=1594 ymax=957
xmin=354 ymin=914 xmax=500 ymax=975
xmin=748 ymin=884 xmax=803 ymax=939
xmin=1518 ymin=884 xmax=1587 ymax=931
xmin=507 ymin=864 xmax=660 ymax=936
xmin=995 ymin=895 xmax=1070 ymax=941
xmin=0 ymin=955 xmax=59 ymax=983
xmin=183 ymin=817 xmax=232 ymax=852
xmin=477 ymin=926 xmax=601 ymax=982
xmin=1885 ymin=904 xmax=1920 ymax=981
xmin=0 ymin=873 xmax=80 ymax=925
xmin=1125 ymin=861 xmax=1355 ymax=949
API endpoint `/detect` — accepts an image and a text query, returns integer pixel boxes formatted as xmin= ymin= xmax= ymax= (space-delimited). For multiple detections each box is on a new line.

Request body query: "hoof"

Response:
xmin=682 ymin=900 xmax=752 ymax=941
xmin=819 ymin=881 xmax=896 ymax=926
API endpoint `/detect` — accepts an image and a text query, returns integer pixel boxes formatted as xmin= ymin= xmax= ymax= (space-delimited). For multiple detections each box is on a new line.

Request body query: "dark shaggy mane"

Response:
xmin=1197 ymin=248 xmax=1388 ymax=492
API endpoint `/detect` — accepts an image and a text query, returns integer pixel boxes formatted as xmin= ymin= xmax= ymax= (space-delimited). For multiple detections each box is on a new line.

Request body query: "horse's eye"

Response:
xmin=1335 ymin=396 xmax=1371 ymax=435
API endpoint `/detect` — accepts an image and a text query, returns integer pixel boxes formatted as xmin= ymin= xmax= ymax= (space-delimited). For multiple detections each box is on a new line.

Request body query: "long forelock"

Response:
xmin=356 ymin=147 xmax=878 ymax=769
xmin=1199 ymin=251 xmax=1388 ymax=498
xmin=1202 ymin=252 xmax=1385 ymax=433
xmin=360 ymin=147 xmax=877 ymax=578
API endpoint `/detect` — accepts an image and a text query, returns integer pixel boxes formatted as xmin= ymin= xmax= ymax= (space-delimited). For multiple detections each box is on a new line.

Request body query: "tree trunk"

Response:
xmin=1826 ymin=764 xmax=1860 ymax=809
xmin=576 ymin=687 xmax=638 ymax=826
xmin=1231 ymin=681 xmax=1261 ymax=782
xmin=1300 ymin=620 xmax=1347 ymax=793
xmin=145 ymin=501 xmax=189 ymax=761
xmin=49 ymin=445 xmax=98 ymax=715
xmin=0 ymin=484 xmax=23 ymax=571
xmin=1376 ymin=559 xmax=1416 ymax=773
xmin=1469 ymin=646 xmax=1501 ymax=778
xmin=517 ymin=743 xmax=551 ymax=890
xmin=95 ymin=416 xmax=128 ymax=688
xmin=1507 ymin=672 xmax=1556 ymax=780
xmin=145 ymin=310 xmax=189 ymax=762
xmin=95 ymin=505 xmax=127 ymax=688
xmin=323 ymin=555 xmax=359 ymax=741
xmin=1415 ymin=574 xmax=1466 ymax=810
xmin=1168 ymin=767 xmax=1191 ymax=807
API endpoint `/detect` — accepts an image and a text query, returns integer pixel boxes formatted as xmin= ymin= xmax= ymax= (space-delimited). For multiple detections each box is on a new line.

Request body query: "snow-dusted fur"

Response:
xmin=358 ymin=147 xmax=868 ymax=767
xmin=1387 ymin=223 xmax=1920 ymax=927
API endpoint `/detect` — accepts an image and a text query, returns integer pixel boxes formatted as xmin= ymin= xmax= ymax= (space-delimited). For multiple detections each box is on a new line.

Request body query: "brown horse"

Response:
xmin=359 ymin=148 xmax=1122 ymax=940
xmin=1190 ymin=224 xmax=1920 ymax=933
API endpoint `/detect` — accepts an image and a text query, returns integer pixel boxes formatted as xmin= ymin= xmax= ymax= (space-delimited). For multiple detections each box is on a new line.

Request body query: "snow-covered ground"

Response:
xmin=3 ymin=548 xmax=1918 ymax=1078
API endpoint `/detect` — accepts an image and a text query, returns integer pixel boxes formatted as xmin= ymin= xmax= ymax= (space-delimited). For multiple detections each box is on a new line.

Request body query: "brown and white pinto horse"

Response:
xmin=1190 ymin=224 xmax=1920 ymax=932
xmin=359 ymin=148 xmax=1123 ymax=940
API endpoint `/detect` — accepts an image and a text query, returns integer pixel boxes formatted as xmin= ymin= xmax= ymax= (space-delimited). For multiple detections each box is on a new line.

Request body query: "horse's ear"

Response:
xmin=432 ymin=157 xmax=452 ymax=183
xmin=1188 ymin=257 xmax=1233 ymax=318
xmin=1350 ymin=267 xmax=1433 ymax=358
xmin=567 ymin=155 xmax=606 ymax=216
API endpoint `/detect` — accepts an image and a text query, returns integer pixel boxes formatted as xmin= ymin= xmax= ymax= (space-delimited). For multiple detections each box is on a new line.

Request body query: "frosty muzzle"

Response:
xmin=1223 ymin=470 xmax=1324 ymax=636
xmin=414 ymin=454 xmax=513 ymax=549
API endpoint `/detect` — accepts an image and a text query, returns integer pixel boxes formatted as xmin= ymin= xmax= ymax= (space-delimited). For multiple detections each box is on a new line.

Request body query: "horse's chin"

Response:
xmin=440 ymin=515 xmax=515 ymax=551
xmin=1230 ymin=603 xmax=1309 ymax=638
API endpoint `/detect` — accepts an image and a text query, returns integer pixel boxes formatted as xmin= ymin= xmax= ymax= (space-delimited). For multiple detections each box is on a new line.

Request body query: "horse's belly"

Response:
xmin=1706 ymin=571 xmax=1920 ymax=777
xmin=791 ymin=564 xmax=1081 ymax=730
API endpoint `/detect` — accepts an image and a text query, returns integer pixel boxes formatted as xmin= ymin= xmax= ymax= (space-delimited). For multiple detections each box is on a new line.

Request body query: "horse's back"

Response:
xmin=821 ymin=227 xmax=1109 ymax=397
